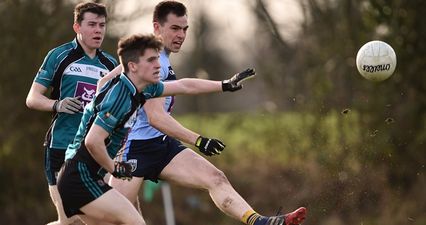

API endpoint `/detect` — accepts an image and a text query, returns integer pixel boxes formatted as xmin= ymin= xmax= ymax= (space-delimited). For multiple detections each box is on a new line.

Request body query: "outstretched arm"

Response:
xmin=161 ymin=78 xmax=222 ymax=96
xmin=161 ymin=68 xmax=256 ymax=96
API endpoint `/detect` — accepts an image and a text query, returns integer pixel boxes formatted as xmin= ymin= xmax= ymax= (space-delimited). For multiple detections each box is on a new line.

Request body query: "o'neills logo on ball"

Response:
xmin=362 ymin=64 xmax=391 ymax=73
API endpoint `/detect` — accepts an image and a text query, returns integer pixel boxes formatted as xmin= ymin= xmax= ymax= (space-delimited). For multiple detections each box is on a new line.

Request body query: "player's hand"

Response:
xmin=55 ymin=97 xmax=82 ymax=114
xmin=222 ymin=68 xmax=256 ymax=92
xmin=195 ymin=136 xmax=226 ymax=156
xmin=111 ymin=161 xmax=133 ymax=181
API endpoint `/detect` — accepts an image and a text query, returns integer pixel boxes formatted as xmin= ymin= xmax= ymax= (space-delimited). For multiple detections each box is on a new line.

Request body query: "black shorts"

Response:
xmin=45 ymin=147 xmax=66 ymax=185
xmin=119 ymin=135 xmax=187 ymax=182
xmin=57 ymin=159 xmax=112 ymax=218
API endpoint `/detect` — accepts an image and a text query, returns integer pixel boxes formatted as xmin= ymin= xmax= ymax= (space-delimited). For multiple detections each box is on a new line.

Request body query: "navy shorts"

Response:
xmin=45 ymin=147 xmax=66 ymax=185
xmin=57 ymin=159 xmax=112 ymax=218
xmin=119 ymin=135 xmax=187 ymax=182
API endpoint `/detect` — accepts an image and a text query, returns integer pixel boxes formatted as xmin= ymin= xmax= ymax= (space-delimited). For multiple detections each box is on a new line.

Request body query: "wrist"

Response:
xmin=221 ymin=80 xmax=230 ymax=92
xmin=195 ymin=136 xmax=203 ymax=147
xmin=52 ymin=100 xmax=59 ymax=113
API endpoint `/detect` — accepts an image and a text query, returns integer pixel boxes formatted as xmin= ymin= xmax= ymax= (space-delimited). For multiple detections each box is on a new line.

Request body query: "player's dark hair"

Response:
xmin=74 ymin=2 xmax=107 ymax=24
xmin=117 ymin=34 xmax=163 ymax=73
xmin=153 ymin=1 xmax=187 ymax=24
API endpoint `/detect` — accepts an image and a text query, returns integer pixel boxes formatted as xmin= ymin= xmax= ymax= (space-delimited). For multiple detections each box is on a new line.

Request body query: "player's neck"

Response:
xmin=127 ymin=72 xmax=150 ymax=93
xmin=164 ymin=48 xmax=172 ymax=56
xmin=82 ymin=46 xmax=97 ymax=59
xmin=77 ymin=38 xmax=97 ymax=59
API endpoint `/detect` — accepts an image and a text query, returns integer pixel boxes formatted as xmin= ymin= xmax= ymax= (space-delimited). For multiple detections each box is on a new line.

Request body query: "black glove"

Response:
xmin=195 ymin=136 xmax=226 ymax=156
xmin=111 ymin=161 xmax=133 ymax=180
xmin=222 ymin=68 xmax=256 ymax=92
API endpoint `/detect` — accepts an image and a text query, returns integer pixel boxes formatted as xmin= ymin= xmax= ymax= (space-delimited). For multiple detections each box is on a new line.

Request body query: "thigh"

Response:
xmin=58 ymin=160 xmax=112 ymax=218
xmin=80 ymin=189 xmax=144 ymax=224
xmin=109 ymin=175 xmax=144 ymax=204
xmin=159 ymin=148 xmax=222 ymax=189
xmin=123 ymin=136 xmax=186 ymax=182
xmin=45 ymin=147 xmax=66 ymax=185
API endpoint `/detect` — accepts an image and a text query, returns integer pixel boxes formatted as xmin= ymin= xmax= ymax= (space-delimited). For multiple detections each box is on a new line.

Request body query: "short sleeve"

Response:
xmin=34 ymin=49 xmax=58 ymax=87
xmin=93 ymin=87 xmax=130 ymax=133
xmin=143 ymin=82 xmax=164 ymax=99
xmin=94 ymin=110 xmax=119 ymax=134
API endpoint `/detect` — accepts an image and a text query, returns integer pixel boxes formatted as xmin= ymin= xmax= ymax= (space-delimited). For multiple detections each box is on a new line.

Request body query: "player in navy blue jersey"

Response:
xmin=57 ymin=33 xmax=254 ymax=224
xmin=26 ymin=2 xmax=117 ymax=224
xmin=101 ymin=2 xmax=306 ymax=225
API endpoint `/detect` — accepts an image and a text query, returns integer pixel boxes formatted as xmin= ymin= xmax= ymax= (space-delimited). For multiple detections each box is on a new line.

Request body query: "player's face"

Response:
xmin=74 ymin=12 xmax=106 ymax=51
xmin=134 ymin=49 xmax=161 ymax=84
xmin=155 ymin=13 xmax=188 ymax=53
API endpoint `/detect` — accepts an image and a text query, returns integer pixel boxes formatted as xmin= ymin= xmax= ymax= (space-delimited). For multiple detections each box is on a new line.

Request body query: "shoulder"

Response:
xmin=99 ymin=50 xmax=118 ymax=65
xmin=105 ymin=81 xmax=132 ymax=105
xmin=46 ymin=41 xmax=75 ymax=62
xmin=143 ymin=82 xmax=164 ymax=99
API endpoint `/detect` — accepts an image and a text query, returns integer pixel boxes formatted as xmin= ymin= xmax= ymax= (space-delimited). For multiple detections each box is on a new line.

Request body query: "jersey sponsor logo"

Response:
xmin=166 ymin=66 xmax=176 ymax=80
xmin=100 ymin=71 xmax=108 ymax=77
xmin=69 ymin=66 xmax=82 ymax=73
xmin=74 ymin=81 xmax=97 ymax=111
xmin=127 ymin=159 xmax=138 ymax=172
xmin=64 ymin=63 xmax=109 ymax=79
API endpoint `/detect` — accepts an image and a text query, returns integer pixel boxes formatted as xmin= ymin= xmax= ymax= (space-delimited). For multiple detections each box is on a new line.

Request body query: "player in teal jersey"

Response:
xmin=57 ymin=33 xmax=254 ymax=224
xmin=25 ymin=2 xmax=117 ymax=225
xmin=102 ymin=2 xmax=306 ymax=225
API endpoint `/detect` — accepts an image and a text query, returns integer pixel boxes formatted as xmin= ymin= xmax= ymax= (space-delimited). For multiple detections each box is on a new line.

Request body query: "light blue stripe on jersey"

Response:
xmin=127 ymin=50 xmax=174 ymax=141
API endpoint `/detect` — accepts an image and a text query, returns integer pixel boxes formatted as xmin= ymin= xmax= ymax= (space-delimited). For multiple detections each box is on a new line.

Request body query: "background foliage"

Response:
xmin=0 ymin=0 xmax=424 ymax=224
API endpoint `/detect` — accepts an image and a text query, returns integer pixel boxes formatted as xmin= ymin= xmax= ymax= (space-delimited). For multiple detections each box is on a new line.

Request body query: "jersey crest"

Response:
xmin=74 ymin=81 xmax=97 ymax=111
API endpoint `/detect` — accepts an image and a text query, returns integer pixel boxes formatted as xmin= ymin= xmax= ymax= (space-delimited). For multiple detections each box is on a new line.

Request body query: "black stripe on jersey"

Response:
xmin=50 ymin=45 xmax=84 ymax=100
xmin=109 ymin=85 xmax=126 ymax=116
xmin=97 ymin=50 xmax=115 ymax=71
xmin=116 ymin=92 xmax=144 ymax=130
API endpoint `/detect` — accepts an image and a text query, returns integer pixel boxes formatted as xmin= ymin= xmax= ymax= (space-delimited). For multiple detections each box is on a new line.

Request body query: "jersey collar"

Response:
xmin=120 ymin=73 xmax=137 ymax=96
xmin=72 ymin=38 xmax=104 ymax=57
xmin=160 ymin=49 xmax=169 ymax=59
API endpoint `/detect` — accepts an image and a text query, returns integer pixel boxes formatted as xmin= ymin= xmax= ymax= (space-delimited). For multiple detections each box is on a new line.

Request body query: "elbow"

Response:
xmin=147 ymin=115 xmax=160 ymax=127
xmin=146 ymin=110 xmax=166 ymax=127
xmin=84 ymin=137 xmax=97 ymax=154
xmin=25 ymin=96 xmax=35 ymax=109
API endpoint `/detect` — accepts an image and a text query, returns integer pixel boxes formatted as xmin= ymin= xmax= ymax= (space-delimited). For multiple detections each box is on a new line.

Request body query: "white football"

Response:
xmin=356 ymin=40 xmax=397 ymax=82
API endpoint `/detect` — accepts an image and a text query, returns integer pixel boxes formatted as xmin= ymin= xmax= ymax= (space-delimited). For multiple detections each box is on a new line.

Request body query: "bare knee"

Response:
xmin=210 ymin=169 xmax=230 ymax=188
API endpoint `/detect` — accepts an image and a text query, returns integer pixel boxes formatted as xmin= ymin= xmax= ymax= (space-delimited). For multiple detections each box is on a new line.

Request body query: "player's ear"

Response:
xmin=128 ymin=62 xmax=137 ymax=73
xmin=153 ymin=22 xmax=161 ymax=34
xmin=73 ymin=22 xmax=80 ymax=34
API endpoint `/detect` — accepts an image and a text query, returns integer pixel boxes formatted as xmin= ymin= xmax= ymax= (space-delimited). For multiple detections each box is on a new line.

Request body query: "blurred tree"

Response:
xmin=176 ymin=10 xmax=235 ymax=113
xmin=251 ymin=0 xmax=425 ymax=224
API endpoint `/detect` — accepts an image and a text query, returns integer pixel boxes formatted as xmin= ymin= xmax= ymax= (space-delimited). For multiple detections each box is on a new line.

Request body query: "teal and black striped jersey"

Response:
xmin=65 ymin=73 xmax=164 ymax=166
xmin=34 ymin=38 xmax=117 ymax=149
